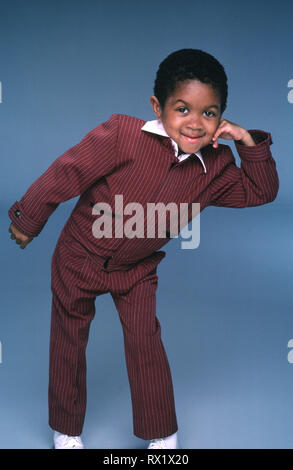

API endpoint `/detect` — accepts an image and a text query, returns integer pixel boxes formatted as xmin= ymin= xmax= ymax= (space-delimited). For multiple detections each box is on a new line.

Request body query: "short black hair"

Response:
xmin=154 ymin=49 xmax=228 ymax=114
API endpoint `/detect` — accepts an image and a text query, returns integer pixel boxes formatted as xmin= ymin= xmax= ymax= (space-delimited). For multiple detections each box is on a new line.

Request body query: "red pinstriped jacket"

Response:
xmin=8 ymin=113 xmax=279 ymax=266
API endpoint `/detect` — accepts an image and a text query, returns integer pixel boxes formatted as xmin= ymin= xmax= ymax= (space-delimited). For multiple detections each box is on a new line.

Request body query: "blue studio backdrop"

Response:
xmin=0 ymin=0 xmax=292 ymax=449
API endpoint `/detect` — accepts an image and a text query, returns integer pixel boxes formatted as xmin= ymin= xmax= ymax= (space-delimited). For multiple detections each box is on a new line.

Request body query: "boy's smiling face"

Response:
xmin=150 ymin=79 xmax=222 ymax=154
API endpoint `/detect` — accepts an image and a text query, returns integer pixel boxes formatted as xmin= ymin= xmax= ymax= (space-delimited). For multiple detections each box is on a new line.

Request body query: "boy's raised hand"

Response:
xmin=212 ymin=118 xmax=256 ymax=148
xmin=9 ymin=223 xmax=33 ymax=249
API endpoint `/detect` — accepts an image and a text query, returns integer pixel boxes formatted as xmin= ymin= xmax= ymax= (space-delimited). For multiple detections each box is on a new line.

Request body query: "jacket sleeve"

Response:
xmin=208 ymin=130 xmax=279 ymax=208
xmin=8 ymin=113 xmax=119 ymax=237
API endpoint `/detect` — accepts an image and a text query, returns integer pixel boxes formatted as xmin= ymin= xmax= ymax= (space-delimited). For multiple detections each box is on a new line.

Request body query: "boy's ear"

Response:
xmin=150 ymin=96 xmax=162 ymax=120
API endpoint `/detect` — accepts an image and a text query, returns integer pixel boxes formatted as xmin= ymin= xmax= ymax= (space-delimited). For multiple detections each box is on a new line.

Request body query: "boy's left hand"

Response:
xmin=211 ymin=118 xmax=256 ymax=148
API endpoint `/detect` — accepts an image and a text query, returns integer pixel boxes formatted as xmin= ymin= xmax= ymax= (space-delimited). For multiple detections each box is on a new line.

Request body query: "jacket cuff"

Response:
xmin=235 ymin=130 xmax=273 ymax=161
xmin=8 ymin=201 xmax=47 ymax=237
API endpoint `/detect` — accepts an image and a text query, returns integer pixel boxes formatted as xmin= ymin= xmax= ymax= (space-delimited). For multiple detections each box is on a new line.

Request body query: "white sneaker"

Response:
xmin=147 ymin=432 xmax=180 ymax=449
xmin=53 ymin=431 xmax=84 ymax=449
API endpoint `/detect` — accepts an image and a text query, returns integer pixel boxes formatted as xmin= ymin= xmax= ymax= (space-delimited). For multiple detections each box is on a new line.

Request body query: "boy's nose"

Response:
xmin=186 ymin=117 xmax=204 ymax=131
xmin=185 ymin=125 xmax=204 ymax=135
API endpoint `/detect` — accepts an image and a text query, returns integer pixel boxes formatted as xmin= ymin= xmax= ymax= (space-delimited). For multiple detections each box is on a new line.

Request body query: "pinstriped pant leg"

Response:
xmin=111 ymin=268 xmax=178 ymax=440
xmin=48 ymin=238 xmax=106 ymax=436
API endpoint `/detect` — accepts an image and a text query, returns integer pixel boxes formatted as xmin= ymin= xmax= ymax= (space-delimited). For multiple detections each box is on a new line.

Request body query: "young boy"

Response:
xmin=8 ymin=49 xmax=279 ymax=449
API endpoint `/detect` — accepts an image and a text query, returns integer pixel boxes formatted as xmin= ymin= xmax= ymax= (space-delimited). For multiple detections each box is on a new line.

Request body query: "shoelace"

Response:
xmin=148 ymin=438 xmax=167 ymax=449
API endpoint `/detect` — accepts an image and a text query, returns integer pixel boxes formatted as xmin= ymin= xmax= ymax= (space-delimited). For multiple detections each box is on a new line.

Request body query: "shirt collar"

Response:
xmin=141 ymin=119 xmax=207 ymax=174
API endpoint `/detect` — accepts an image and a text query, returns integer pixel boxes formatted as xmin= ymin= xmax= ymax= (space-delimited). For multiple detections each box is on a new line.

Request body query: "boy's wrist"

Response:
xmin=235 ymin=130 xmax=256 ymax=147
xmin=234 ymin=130 xmax=273 ymax=161
xmin=8 ymin=200 xmax=43 ymax=238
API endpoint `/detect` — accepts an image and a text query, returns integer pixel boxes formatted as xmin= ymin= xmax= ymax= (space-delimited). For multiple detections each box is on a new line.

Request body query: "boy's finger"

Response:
xmin=20 ymin=239 xmax=31 ymax=249
xmin=213 ymin=129 xmax=222 ymax=141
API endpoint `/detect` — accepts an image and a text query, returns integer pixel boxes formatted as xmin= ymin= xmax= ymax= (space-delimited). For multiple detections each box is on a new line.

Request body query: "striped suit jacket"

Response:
xmin=8 ymin=113 xmax=279 ymax=266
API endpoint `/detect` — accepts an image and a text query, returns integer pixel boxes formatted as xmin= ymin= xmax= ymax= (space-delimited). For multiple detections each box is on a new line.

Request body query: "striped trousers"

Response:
xmin=48 ymin=225 xmax=178 ymax=439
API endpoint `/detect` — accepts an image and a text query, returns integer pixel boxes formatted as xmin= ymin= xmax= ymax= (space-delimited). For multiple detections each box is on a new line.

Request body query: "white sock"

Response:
xmin=160 ymin=431 xmax=178 ymax=447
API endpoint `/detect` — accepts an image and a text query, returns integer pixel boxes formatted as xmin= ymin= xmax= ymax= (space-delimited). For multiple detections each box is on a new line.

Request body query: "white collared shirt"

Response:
xmin=141 ymin=119 xmax=207 ymax=173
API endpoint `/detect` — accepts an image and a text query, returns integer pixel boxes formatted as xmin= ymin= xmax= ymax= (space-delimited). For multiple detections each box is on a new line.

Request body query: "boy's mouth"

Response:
xmin=181 ymin=133 xmax=204 ymax=143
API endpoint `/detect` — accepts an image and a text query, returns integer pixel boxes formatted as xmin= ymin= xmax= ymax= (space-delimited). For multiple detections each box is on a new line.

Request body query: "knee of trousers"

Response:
xmin=123 ymin=317 xmax=162 ymax=348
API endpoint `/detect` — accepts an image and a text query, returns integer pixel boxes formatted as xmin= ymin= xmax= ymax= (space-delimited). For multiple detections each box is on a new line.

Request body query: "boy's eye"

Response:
xmin=204 ymin=110 xmax=216 ymax=117
xmin=177 ymin=107 xmax=188 ymax=114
